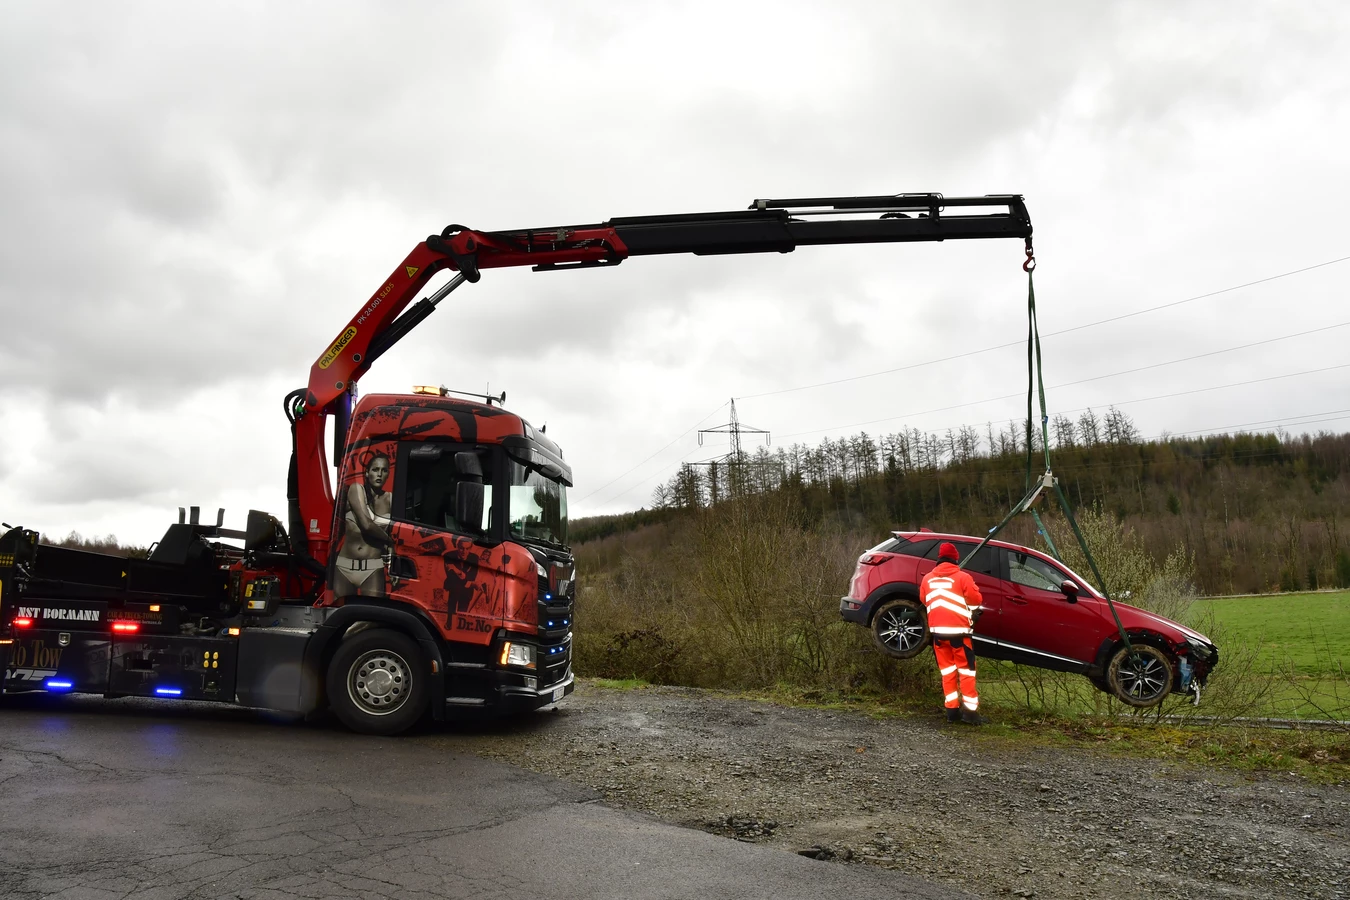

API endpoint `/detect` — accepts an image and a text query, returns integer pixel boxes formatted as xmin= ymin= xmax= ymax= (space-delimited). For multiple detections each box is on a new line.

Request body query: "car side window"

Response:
xmin=923 ymin=541 xmax=996 ymax=576
xmin=1007 ymin=551 xmax=1065 ymax=592
xmin=401 ymin=444 xmax=494 ymax=535
xmin=892 ymin=539 xmax=937 ymax=558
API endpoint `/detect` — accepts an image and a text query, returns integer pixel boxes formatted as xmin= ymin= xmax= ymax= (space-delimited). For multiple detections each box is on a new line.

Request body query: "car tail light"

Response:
xmin=858 ymin=553 xmax=889 ymax=566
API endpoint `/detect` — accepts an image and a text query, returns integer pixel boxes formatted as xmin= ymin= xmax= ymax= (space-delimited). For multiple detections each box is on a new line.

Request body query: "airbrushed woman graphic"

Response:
xmin=334 ymin=450 xmax=395 ymax=598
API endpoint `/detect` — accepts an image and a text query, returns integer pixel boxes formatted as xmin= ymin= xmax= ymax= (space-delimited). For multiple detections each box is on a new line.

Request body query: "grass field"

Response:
xmin=1191 ymin=590 xmax=1350 ymax=676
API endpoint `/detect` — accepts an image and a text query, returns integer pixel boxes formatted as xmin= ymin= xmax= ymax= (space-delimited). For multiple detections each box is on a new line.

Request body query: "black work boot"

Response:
xmin=960 ymin=708 xmax=988 ymax=726
xmin=945 ymin=707 xmax=961 ymax=723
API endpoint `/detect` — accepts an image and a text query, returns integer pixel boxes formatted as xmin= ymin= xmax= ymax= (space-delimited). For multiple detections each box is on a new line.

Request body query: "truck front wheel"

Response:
xmin=327 ymin=628 xmax=429 ymax=735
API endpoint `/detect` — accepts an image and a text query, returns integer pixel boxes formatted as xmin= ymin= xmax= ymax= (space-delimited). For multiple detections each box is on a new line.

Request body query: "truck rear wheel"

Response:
xmin=327 ymin=628 xmax=429 ymax=735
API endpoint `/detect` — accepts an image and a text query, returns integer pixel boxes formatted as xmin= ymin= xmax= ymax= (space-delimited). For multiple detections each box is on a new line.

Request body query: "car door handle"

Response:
xmin=1007 ymin=595 xmax=1029 ymax=605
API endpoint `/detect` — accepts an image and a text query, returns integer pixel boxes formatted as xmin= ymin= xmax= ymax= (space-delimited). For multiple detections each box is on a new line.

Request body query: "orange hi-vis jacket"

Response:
xmin=920 ymin=562 xmax=984 ymax=636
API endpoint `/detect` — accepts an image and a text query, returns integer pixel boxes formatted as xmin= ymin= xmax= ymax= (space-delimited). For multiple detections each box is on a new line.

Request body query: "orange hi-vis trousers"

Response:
xmin=933 ymin=635 xmax=978 ymax=711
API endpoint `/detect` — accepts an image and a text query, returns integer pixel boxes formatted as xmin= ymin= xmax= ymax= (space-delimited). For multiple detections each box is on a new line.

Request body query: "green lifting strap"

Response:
xmin=958 ymin=261 xmax=1139 ymax=663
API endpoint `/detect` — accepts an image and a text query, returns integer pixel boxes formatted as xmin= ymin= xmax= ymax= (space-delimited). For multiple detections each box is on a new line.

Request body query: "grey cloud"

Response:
xmin=3 ymin=1 xmax=1349 ymax=529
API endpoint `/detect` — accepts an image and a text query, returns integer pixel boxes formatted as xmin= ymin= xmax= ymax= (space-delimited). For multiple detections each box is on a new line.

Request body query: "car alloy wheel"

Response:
xmin=1106 ymin=643 xmax=1174 ymax=708
xmin=871 ymin=598 xmax=929 ymax=660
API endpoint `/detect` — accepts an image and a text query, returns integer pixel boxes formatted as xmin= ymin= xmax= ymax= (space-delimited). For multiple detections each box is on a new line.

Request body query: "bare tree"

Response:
xmin=1052 ymin=414 xmax=1077 ymax=449
xmin=1078 ymin=408 xmax=1101 ymax=446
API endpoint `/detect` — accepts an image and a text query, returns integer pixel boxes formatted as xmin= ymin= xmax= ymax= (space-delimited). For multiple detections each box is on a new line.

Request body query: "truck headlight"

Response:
xmin=499 ymin=641 xmax=536 ymax=670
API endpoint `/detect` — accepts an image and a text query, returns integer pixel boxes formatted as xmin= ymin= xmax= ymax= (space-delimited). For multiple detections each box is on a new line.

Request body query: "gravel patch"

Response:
xmin=438 ymin=682 xmax=1349 ymax=900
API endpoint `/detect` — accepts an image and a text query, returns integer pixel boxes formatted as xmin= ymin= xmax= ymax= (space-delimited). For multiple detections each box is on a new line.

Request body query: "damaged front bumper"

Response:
xmin=1179 ymin=640 xmax=1219 ymax=705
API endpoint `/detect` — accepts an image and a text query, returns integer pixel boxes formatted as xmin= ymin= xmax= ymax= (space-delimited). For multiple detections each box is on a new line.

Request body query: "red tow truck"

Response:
xmin=0 ymin=194 xmax=1032 ymax=734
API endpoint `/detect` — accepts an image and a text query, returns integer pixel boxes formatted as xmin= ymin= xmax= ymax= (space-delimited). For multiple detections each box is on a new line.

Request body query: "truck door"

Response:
xmin=388 ymin=442 xmax=532 ymax=645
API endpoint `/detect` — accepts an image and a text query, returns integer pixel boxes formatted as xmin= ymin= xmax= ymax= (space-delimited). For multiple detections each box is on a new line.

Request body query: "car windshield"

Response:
xmin=508 ymin=462 xmax=568 ymax=547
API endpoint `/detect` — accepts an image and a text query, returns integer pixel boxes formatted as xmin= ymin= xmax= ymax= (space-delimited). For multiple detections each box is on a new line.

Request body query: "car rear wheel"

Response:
xmin=1106 ymin=643 xmax=1174 ymax=708
xmin=871 ymin=598 xmax=929 ymax=659
xmin=327 ymin=627 xmax=429 ymax=735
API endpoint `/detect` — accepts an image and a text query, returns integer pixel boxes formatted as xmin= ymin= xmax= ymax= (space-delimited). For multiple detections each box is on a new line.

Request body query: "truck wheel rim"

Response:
xmin=348 ymin=649 xmax=411 ymax=716
xmin=1120 ymin=654 xmax=1167 ymax=701
xmin=878 ymin=607 xmax=924 ymax=651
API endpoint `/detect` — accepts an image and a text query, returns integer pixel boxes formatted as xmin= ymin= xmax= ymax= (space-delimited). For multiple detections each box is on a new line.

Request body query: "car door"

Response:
xmin=914 ymin=541 xmax=1006 ymax=646
xmin=996 ymin=548 xmax=1107 ymax=667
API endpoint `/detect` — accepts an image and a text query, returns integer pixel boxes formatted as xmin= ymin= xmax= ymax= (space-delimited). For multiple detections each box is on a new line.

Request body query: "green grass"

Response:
xmin=1193 ymin=590 xmax=1350 ymax=675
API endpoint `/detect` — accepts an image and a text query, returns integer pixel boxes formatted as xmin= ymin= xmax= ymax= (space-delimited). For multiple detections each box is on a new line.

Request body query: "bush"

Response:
xmin=1043 ymin=505 xmax=1197 ymax=621
xmin=573 ymin=492 xmax=936 ymax=695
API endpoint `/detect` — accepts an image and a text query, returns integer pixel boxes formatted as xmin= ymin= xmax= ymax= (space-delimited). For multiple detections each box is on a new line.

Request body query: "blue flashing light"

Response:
xmin=545 ymin=593 xmax=552 ymax=600
xmin=154 ymin=687 xmax=183 ymax=697
xmin=45 ymin=680 xmax=73 ymax=691
xmin=547 ymin=620 xmax=554 ymax=626
xmin=563 ymin=619 xmax=569 ymax=625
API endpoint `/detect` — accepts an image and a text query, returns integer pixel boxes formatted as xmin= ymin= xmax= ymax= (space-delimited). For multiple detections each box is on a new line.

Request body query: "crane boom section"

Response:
xmin=297 ymin=193 xmax=1032 ymax=564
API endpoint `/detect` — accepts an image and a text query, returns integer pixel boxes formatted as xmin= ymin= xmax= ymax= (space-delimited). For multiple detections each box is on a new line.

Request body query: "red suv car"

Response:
xmin=840 ymin=531 xmax=1218 ymax=707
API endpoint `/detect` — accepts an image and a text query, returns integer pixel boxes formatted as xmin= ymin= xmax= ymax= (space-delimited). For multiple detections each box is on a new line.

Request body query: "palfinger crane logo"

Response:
xmin=319 ymin=327 xmax=358 ymax=370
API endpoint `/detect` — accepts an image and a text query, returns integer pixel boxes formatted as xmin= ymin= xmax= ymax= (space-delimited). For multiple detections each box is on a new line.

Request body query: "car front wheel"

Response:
xmin=871 ymin=598 xmax=929 ymax=659
xmin=1106 ymin=643 xmax=1174 ymax=707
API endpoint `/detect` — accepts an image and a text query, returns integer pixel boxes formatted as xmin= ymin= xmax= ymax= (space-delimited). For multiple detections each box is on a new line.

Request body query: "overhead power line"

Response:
xmin=573 ymin=401 xmax=728 ymax=505
xmin=596 ymin=404 xmax=1350 ymax=508
xmin=587 ymin=359 xmax=1350 ymax=509
xmin=577 ymin=253 xmax=1350 ymax=511
xmin=736 ymin=252 xmax=1350 ymax=401
xmin=776 ymin=320 xmax=1350 ymax=440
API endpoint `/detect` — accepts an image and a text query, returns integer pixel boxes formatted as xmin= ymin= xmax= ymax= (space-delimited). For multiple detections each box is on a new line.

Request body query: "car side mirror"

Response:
xmin=1060 ymin=580 xmax=1079 ymax=604
xmin=456 ymin=482 xmax=484 ymax=533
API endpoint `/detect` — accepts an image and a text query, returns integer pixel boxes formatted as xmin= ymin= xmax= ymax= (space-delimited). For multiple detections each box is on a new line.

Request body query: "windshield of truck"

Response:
xmin=508 ymin=462 xmax=568 ymax=547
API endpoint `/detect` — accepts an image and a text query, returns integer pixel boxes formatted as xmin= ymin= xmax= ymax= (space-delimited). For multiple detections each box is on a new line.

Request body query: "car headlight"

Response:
xmin=499 ymin=641 xmax=536 ymax=670
xmin=1186 ymin=637 xmax=1214 ymax=660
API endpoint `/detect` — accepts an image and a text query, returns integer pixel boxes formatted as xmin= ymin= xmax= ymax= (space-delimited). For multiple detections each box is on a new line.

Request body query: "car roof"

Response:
xmin=889 ymin=530 xmax=1105 ymax=598
xmin=892 ymin=530 xmax=1028 ymax=554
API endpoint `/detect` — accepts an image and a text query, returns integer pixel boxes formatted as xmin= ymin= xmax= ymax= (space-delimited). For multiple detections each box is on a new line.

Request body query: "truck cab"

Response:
xmin=325 ymin=391 xmax=576 ymax=718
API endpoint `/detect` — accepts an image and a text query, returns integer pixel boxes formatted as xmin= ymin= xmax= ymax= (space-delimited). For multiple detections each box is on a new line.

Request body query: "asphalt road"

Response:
xmin=0 ymin=695 xmax=973 ymax=900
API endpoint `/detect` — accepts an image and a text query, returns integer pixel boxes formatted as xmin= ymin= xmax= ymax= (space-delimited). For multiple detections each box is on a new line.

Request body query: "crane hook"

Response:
xmin=1023 ymin=239 xmax=1036 ymax=273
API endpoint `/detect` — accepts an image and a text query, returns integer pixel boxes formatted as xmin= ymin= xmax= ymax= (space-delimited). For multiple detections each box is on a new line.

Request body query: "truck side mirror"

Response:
xmin=456 ymin=482 xmax=485 ymax=532
xmin=455 ymin=451 xmax=483 ymax=479
xmin=1060 ymin=580 xmax=1079 ymax=603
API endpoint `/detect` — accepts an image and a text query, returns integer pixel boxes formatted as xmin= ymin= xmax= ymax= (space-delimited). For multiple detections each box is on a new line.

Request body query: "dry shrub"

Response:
xmin=573 ymin=492 xmax=939 ymax=697
xmin=1045 ymin=505 xmax=1198 ymax=622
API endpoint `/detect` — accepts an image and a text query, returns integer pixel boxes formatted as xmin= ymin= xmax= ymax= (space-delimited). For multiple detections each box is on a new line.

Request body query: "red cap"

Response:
xmin=938 ymin=542 xmax=960 ymax=562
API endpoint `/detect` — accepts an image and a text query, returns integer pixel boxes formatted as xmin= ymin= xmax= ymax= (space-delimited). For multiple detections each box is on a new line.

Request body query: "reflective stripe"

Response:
xmin=926 ymin=599 xmax=973 ymax=619
xmin=925 ymin=588 xmax=970 ymax=609
xmin=958 ymin=668 xmax=976 ymax=677
xmin=962 ymin=697 xmax=979 ymax=710
xmin=944 ymin=691 xmax=959 ymax=702
xmin=939 ymin=665 xmax=958 ymax=675
xmin=931 ymin=626 xmax=972 ymax=635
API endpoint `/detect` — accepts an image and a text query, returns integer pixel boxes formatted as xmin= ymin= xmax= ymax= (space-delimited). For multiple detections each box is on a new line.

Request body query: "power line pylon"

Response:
xmin=696 ymin=398 xmax=770 ymax=498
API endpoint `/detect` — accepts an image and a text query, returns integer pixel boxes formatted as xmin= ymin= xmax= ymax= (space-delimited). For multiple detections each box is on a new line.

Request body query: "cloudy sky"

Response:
xmin=3 ymin=1 xmax=1349 ymax=545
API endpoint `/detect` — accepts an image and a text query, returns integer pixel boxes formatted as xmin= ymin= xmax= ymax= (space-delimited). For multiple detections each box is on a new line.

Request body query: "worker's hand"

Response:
xmin=970 ymin=607 xmax=984 ymax=624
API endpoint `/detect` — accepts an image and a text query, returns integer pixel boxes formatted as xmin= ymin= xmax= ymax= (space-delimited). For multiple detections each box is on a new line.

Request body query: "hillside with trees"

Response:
xmin=586 ymin=409 xmax=1350 ymax=596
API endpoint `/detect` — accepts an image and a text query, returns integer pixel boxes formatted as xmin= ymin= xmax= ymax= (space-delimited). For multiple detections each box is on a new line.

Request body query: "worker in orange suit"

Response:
xmin=920 ymin=542 xmax=986 ymax=725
